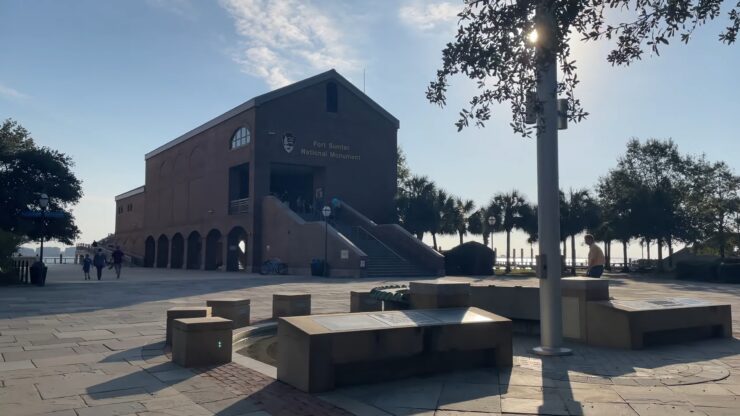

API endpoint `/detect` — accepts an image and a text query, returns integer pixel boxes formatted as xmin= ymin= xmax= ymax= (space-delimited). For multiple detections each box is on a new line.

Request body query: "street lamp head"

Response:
xmin=487 ymin=216 xmax=496 ymax=226
xmin=321 ymin=205 xmax=332 ymax=218
xmin=39 ymin=193 xmax=49 ymax=209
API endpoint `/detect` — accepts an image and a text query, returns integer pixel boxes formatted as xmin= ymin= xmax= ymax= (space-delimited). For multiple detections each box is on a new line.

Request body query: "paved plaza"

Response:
xmin=1 ymin=265 xmax=739 ymax=415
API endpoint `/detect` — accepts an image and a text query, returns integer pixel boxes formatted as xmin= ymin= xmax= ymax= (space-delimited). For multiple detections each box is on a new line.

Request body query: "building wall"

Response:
xmin=115 ymin=191 xmax=146 ymax=255
xmin=115 ymin=107 xmax=258 ymax=267
xmin=254 ymin=80 xmax=397 ymax=223
xmin=114 ymin=74 xmax=398 ymax=272
xmin=261 ymin=196 xmax=367 ymax=277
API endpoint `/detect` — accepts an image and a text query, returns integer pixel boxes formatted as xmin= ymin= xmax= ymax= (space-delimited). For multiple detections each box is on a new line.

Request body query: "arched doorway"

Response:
xmin=156 ymin=235 xmax=169 ymax=268
xmin=186 ymin=231 xmax=202 ymax=270
xmin=226 ymin=227 xmax=248 ymax=271
xmin=170 ymin=233 xmax=184 ymax=269
xmin=144 ymin=236 xmax=155 ymax=267
xmin=205 ymin=229 xmax=223 ymax=271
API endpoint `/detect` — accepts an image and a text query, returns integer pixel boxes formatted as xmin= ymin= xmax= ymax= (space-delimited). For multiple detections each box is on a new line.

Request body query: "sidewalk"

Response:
xmin=0 ymin=264 xmax=738 ymax=415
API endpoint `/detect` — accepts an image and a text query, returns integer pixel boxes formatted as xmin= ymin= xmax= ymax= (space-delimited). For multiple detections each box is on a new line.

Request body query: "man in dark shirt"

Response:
xmin=111 ymin=246 xmax=124 ymax=279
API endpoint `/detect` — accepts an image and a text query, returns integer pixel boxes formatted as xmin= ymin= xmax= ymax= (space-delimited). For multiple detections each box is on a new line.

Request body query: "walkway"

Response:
xmin=0 ymin=265 xmax=739 ymax=415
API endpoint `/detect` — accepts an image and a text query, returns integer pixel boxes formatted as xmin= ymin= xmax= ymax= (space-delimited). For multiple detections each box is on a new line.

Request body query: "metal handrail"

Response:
xmin=229 ymin=198 xmax=250 ymax=214
xmin=351 ymin=226 xmax=405 ymax=262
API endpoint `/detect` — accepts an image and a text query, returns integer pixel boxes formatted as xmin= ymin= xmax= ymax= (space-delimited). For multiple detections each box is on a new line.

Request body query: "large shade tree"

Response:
xmin=0 ymin=119 xmax=82 ymax=262
xmin=427 ymin=0 xmax=739 ymax=135
xmin=686 ymin=158 xmax=740 ymax=257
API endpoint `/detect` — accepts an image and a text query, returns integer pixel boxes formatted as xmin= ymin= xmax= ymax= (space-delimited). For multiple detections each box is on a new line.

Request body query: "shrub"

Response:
xmin=674 ymin=260 xmax=718 ymax=281
xmin=717 ymin=262 xmax=740 ymax=283
xmin=444 ymin=241 xmax=493 ymax=276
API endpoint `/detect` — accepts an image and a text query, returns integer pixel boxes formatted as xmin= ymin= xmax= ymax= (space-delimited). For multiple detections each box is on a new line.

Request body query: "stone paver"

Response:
xmin=0 ymin=264 xmax=739 ymax=415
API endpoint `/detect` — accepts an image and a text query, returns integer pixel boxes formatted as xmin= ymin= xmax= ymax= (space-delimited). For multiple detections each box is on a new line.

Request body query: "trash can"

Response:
xmin=30 ymin=261 xmax=48 ymax=286
xmin=310 ymin=259 xmax=326 ymax=276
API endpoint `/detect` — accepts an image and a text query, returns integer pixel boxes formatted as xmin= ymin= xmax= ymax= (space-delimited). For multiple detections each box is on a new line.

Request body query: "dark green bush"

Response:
xmin=444 ymin=242 xmax=493 ymax=276
xmin=717 ymin=262 xmax=740 ymax=283
xmin=674 ymin=260 xmax=718 ymax=281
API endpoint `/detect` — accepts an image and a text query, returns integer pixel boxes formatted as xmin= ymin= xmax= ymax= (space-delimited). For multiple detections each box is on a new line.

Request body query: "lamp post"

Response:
xmin=532 ymin=2 xmax=571 ymax=356
xmin=322 ymin=205 xmax=331 ymax=277
xmin=488 ymin=216 xmax=496 ymax=269
xmin=38 ymin=193 xmax=49 ymax=263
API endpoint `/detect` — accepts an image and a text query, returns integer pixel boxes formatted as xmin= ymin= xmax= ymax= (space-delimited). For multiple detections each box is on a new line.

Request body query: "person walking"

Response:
xmin=584 ymin=234 xmax=605 ymax=278
xmin=93 ymin=249 xmax=106 ymax=281
xmin=111 ymin=246 xmax=124 ymax=279
xmin=82 ymin=254 xmax=92 ymax=280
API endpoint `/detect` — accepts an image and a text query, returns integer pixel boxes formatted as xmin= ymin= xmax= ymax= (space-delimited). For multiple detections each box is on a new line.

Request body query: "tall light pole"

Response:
xmin=39 ymin=193 xmax=49 ymax=263
xmin=488 ymin=216 xmax=496 ymax=269
xmin=322 ymin=205 xmax=332 ymax=277
xmin=533 ymin=2 xmax=571 ymax=356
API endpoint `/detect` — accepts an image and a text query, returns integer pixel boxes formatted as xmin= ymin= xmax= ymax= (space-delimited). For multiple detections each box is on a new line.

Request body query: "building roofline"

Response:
xmin=144 ymin=69 xmax=399 ymax=160
xmin=115 ymin=186 xmax=145 ymax=201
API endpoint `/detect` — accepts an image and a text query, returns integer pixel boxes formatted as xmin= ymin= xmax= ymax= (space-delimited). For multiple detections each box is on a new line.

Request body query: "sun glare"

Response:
xmin=528 ymin=29 xmax=539 ymax=44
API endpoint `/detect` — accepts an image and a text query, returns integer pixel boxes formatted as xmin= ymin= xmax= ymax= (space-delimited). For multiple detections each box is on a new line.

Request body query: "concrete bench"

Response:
xmin=350 ymin=291 xmax=382 ymax=312
xmin=277 ymin=307 xmax=512 ymax=393
xmin=166 ymin=306 xmax=211 ymax=346
xmin=273 ymin=293 xmax=311 ymax=318
xmin=172 ymin=317 xmax=233 ymax=367
xmin=561 ymin=277 xmax=610 ymax=342
xmin=586 ymin=298 xmax=732 ymax=349
xmin=206 ymin=298 xmax=251 ymax=328
xmin=470 ymin=285 xmax=540 ymax=321
xmin=409 ymin=280 xmax=470 ymax=309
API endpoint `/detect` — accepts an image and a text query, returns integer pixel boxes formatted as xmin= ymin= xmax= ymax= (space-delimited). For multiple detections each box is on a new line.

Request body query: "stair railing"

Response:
xmin=352 ymin=226 xmax=406 ymax=262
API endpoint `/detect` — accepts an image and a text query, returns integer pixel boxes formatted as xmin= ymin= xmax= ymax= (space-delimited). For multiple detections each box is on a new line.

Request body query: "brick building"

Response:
xmin=114 ymin=70 xmax=443 ymax=277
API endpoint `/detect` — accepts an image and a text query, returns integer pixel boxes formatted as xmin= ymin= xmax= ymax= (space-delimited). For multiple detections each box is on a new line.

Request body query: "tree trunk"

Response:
xmin=719 ymin=220 xmax=726 ymax=258
xmin=505 ymin=230 xmax=511 ymax=273
xmin=562 ymin=240 xmax=567 ymax=272
xmin=570 ymin=234 xmax=576 ymax=276
xmin=622 ymin=241 xmax=629 ymax=272
xmin=646 ymin=239 xmax=651 ymax=260
xmin=483 ymin=233 xmax=489 ymax=246
xmin=668 ymin=238 xmax=674 ymax=268
xmin=605 ymin=240 xmax=611 ymax=271
xmin=657 ymin=240 xmax=663 ymax=271
xmin=459 ymin=231 xmax=464 ymax=246
xmin=432 ymin=233 xmax=438 ymax=251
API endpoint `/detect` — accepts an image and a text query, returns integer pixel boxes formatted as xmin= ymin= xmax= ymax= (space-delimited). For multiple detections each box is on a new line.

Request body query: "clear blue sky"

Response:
xmin=2 ymin=0 xmax=738 ymax=260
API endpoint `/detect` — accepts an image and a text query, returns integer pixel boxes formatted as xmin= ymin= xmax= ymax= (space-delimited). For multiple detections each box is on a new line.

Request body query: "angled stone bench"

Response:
xmin=273 ymin=293 xmax=311 ymax=318
xmin=561 ymin=277 xmax=610 ymax=342
xmin=350 ymin=291 xmax=382 ymax=312
xmin=207 ymin=298 xmax=251 ymax=329
xmin=172 ymin=317 xmax=233 ymax=367
xmin=166 ymin=306 xmax=211 ymax=346
xmin=586 ymin=298 xmax=732 ymax=349
xmin=277 ymin=307 xmax=512 ymax=393
xmin=470 ymin=285 xmax=540 ymax=321
xmin=409 ymin=280 xmax=470 ymax=309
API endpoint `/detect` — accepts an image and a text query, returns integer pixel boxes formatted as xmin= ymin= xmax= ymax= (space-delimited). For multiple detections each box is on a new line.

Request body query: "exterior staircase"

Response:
xmin=344 ymin=226 xmax=430 ymax=278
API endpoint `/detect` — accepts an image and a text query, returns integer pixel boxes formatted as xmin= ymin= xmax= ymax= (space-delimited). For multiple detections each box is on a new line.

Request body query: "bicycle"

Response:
xmin=260 ymin=258 xmax=288 ymax=275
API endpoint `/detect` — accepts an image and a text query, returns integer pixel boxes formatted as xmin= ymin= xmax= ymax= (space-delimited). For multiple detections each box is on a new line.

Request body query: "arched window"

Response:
xmin=230 ymin=127 xmax=250 ymax=149
xmin=326 ymin=82 xmax=338 ymax=113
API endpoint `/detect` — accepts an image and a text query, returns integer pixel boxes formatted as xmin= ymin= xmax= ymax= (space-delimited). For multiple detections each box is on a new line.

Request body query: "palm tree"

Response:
xmin=519 ymin=203 xmax=538 ymax=264
xmin=429 ymin=188 xmax=454 ymax=251
xmin=449 ymin=198 xmax=475 ymax=245
xmin=467 ymin=208 xmax=486 ymax=245
xmin=489 ymin=190 xmax=529 ymax=273
xmin=397 ymin=175 xmax=436 ymax=240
